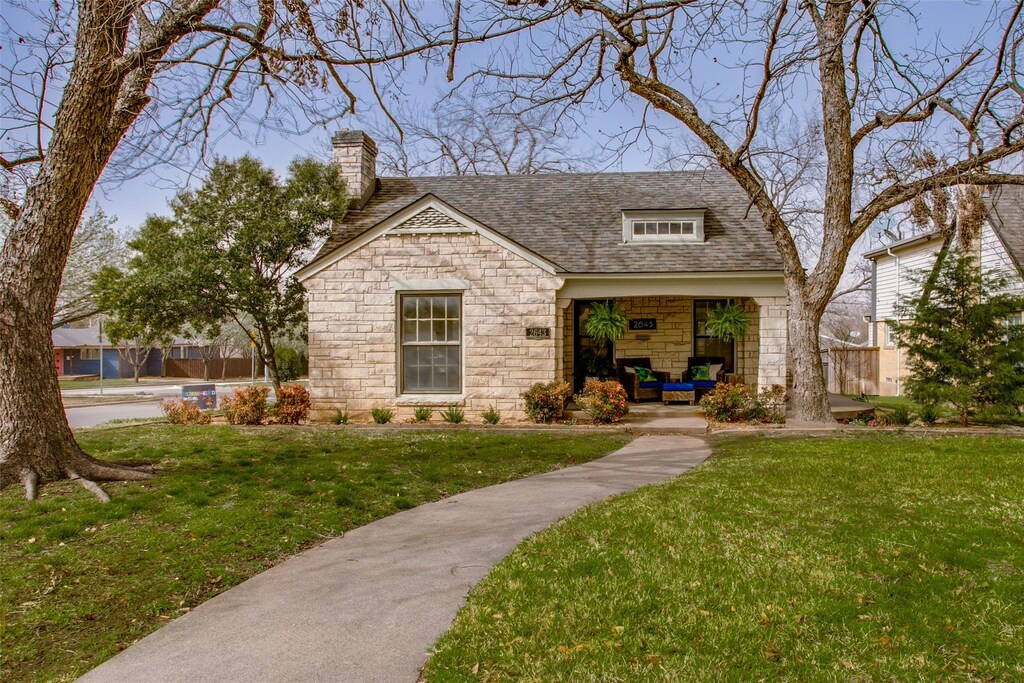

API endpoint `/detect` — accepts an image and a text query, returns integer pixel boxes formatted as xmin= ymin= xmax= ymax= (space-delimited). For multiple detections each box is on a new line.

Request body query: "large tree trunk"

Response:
xmin=787 ymin=291 xmax=834 ymax=424
xmin=260 ymin=329 xmax=282 ymax=390
xmin=0 ymin=1 xmax=154 ymax=500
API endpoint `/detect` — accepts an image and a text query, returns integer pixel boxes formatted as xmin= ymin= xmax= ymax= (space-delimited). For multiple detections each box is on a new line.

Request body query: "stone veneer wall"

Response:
xmin=305 ymin=223 xmax=562 ymax=422
xmin=754 ymin=296 xmax=788 ymax=390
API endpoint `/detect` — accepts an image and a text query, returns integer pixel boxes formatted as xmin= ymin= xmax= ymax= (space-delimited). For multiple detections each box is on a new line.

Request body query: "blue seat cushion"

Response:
xmin=663 ymin=382 xmax=695 ymax=391
xmin=692 ymin=380 xmax=717 ymax=388
xmin=639 ymin=381 xmax=664 ymax=389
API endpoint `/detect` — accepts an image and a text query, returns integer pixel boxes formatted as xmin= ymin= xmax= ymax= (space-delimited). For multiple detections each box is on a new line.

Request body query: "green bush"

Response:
xmin=221 ymin=386 xmax=270 ymax=425
xmin=442 ymin=406 xmax=465 ymax=424
xmin=272 ymin=384 xmax=310 ymax=424
xmin=522 ymin=381 xmax=572 ymax=423
xmin=918 ymin=403 xmax=941 ymax=425
xmin=482 ymin=406 xmax=501 ymax=425
xmin=274 ymin=347 xmax=305 ymax=382
xmin=574 ymin=379 xmax=629 ymax=424
xmin=371 ymin=407 xmax=394 ymax=424
xmin=888 ymin=404 xmax=913 ymax=426
xmin=413 ymin=406 xmax=433 ymax=422
xmin=331 ymin=409 xmax=350 ymax=425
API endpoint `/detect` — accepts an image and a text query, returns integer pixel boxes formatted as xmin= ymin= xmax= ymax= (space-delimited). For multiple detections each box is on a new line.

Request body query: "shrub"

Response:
xmin=221 ymin=386 xmax=270 ymax=425
xmin=482 ymin=406 xmax=501 ymax=425
xmin=699 ymin=383 xmax=752 ymax=422
xmin=700 ymin=383 xmax=786 ymax=424
xmin=522 ymin=381 xmax=572 ymax=423
xmin=885 ymin=404 xmax=913 ymax=427
xmin=160 ymin=399 xmax=211 ymax=425
xmin=273 ymin=384 xmax=310 ymax=424
xmin=371 ymin=407 xmax=394 ymax=424
xmin=442 ymin=406 xmax=465 ymax=424
xmin=274 ymin=346 xmax=305 ymax=383
xmin=574 ymin=379 xmax=629 ymax=424
xmin=331 ymin=409 xmax=350 ymax=425
xmin=413 ymin=406 xmax=433 ymax=423
xmin=918 ymin=403 xmax=941 ymax=425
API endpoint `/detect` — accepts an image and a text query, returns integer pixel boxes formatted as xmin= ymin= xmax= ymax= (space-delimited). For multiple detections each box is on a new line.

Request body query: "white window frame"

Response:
xmin=397 ymin=292 xmax=464 ymax=395
xmin=622 ymin=210 xmax=705 ymax=244
xmin=885 ymin=322 xmax=897 ymax=347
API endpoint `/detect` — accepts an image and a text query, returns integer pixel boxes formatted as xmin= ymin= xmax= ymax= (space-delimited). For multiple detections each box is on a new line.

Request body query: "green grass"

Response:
xmin=424 ymin=435 xmax=1024 ymax=682
xmin=0 ymin=426 xmax=629 ymax=682
xmin=59 ymin=378 xmax=181 ymax=390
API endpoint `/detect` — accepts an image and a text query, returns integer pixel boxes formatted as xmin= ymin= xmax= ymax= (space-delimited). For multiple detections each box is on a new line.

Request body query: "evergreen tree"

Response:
xmin=892 ymin=251 xmax=1024 ymax=427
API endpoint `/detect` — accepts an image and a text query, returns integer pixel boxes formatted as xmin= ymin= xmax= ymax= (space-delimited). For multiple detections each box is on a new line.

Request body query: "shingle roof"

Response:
xmin=313 ymin=170 xmax=784 ymax=273
xmin=51 ymin=327 xmax=204 ymax=348
xmin=985 ymin=184 xmax=1024 ymax=272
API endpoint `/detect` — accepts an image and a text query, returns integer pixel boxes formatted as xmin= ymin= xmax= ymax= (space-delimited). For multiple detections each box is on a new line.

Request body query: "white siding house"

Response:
xmin=864 ymin=186 xmax=1024 ymax=396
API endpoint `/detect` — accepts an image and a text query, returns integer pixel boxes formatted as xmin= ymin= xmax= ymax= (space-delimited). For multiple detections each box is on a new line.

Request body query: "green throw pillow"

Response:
xmin=692 ymin=364 xmax=711 ymax=381
xmin=635 ymin=367 xmax=656 ymax=382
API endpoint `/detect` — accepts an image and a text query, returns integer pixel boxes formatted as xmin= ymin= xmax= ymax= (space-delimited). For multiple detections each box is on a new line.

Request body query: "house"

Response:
xmin=864 ymin=185 xmax=1024 ymax=396
xmin=297 ymin=130 xmax=790 ymax=421
xmin=52 ymin=326 xmax=216 ymax=378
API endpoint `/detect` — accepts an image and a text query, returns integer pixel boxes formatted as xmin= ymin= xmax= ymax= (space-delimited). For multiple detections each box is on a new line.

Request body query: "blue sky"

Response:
xmin=59 ymin=1 xmax=1004 ymax=232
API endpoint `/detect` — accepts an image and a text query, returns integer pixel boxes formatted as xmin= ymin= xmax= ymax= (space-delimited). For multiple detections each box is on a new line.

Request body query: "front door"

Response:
xmin=573 ymin=299 xmax=614 ymax=393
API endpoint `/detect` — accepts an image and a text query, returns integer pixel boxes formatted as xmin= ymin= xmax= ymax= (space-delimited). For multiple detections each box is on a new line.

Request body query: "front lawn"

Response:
xmin=0 ymin=426 xmax=629 ymax=682
xmin=424 ymin=435 xmax=1024 ymax=681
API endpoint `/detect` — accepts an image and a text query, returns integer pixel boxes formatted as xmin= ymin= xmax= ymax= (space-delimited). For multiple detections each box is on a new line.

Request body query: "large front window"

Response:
xmin=400 ymin=294 xmax=462 ymax=393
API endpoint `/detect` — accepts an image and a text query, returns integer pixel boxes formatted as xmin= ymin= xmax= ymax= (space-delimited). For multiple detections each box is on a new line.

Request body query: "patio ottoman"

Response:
xmin=662 ymin=382 xmax=695 ymax=405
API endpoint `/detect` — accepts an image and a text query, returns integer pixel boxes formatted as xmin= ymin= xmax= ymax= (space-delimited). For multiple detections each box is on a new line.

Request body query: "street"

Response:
xmin=66 ymin=401 xmax=165 ymax=429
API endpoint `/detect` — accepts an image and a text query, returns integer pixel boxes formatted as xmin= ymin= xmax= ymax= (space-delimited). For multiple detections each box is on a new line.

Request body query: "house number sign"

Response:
xmin=525 ymin=327 xmax=551 ymax=339
xmin=629 ymin=318 xmax=657 ymax=331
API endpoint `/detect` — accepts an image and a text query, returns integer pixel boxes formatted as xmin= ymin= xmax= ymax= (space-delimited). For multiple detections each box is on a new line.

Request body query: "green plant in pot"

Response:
xmin=583 ymin=301 xmax=629 ymax=378
xmin=704 ymin=302 xmax=750 ymax=341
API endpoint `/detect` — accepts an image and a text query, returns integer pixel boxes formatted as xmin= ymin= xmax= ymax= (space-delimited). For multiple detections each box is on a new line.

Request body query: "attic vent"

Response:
xmin=622 ymin=210 xmax=705 ymax=244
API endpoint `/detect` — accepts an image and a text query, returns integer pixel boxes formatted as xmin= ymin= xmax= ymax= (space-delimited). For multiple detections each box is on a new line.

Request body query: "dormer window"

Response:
xmin=622 ymin=210 xmax=705 ymax=243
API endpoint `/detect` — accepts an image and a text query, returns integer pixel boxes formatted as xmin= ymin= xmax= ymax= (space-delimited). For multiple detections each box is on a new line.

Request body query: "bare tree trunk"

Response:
xmin=0 ymin=1 xmax=155 ymax=500
xmin=788 ymin=291 xmax=834 ymax=423
xmin=260 ymin=328 xmax=282 ymax=390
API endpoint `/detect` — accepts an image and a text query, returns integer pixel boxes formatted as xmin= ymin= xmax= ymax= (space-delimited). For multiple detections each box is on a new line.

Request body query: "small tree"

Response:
xmin=131 ymin=156 xmax=347 ymax=389
xmin=892 ymin=251 xmax=1024 ymax=427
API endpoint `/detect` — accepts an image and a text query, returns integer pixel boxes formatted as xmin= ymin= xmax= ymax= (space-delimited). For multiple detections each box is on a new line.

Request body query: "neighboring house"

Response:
xmin=297 ymin=130 xmax=790 ymax=421
xmin=864 ymin=185 xmax=1024 ymax=397
xmin=52 ymin=327 xmax=213 ymax=378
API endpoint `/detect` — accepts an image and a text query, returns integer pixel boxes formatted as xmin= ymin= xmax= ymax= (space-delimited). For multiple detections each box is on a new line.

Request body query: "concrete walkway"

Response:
xmin=80 ymin=435 xmax=710 ymax=683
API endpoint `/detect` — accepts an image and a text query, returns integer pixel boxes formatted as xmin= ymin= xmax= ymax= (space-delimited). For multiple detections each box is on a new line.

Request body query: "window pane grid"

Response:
xmin=631 ymin=220 xmax=696 ymax=238
xmin=400 ymin=294 xmax=462 ymax=393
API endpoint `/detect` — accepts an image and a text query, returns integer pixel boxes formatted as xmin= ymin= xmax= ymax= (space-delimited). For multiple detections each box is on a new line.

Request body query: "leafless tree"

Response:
xmin=438 ymin=0 xmax=1024 ymax=422
xmin=0 ymin=0 xmax=515 ymax=500
xmin=53 ymin=209 xmax=128 ymax=328
xmin=371 ymin=96 xmax=590 ymax=176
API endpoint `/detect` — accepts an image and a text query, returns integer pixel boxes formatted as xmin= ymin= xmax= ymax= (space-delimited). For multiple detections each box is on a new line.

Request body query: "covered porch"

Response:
xmin=553 ymin=274 xmax=789 ymax=402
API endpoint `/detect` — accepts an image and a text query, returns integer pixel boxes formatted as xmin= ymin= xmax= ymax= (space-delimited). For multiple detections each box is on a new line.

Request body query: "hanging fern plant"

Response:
xmin=584 ymin=301 xmax=629 ymax=344
xmin=704 ymin=302 xmax=750 ymax=341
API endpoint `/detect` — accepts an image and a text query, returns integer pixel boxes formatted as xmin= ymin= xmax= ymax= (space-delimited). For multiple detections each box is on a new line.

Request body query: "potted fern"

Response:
xmin=583 ymin=301 xmax=629 ymax=380
xmin=704 ymin=302 xmax=750 ymax=341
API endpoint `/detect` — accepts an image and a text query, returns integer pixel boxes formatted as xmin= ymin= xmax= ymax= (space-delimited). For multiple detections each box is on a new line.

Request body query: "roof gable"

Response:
xmin=306 ymin=171 xmax=785 ymax=275
xmin=296 ymin=194 xmax=561 ymax=281
xmin=984 ymin=184 xmax=1024 ymax=273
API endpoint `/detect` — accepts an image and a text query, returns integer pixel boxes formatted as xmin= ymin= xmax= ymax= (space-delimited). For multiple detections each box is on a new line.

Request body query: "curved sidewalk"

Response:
xmin=80 ymin=435 xmax=711 ymax=683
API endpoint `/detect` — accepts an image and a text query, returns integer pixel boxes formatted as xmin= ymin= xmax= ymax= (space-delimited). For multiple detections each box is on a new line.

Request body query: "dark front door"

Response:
xmin=573 ymin=299 xmax=614 ymax=393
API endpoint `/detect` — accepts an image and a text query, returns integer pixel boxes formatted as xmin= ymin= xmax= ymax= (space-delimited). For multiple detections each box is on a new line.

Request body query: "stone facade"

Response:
xmin=305 ymin=211 xmax=562 ymax=422
xmin=754 ymin=296 xmax=789 ymax=390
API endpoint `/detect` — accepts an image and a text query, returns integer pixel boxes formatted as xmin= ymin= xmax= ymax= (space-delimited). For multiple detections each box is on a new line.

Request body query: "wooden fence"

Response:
xmin=165 ymin=357 xmax=252 ymax=380
xmin=824 ymin=346 xmax=879 ymax=396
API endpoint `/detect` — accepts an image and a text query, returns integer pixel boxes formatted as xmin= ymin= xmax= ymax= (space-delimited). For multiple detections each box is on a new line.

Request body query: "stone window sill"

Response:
xmin=396 ymin=395 xmax=466 ymax=406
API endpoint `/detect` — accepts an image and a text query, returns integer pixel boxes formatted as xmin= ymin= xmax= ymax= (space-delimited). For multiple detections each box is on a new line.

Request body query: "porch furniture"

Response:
xmin=685 ymin=356 xmax=727 ymax=400
xmin=662 ymin=382 xmax=696 ymax=405
xmin=616 ymin=357 xmax=671 ymax=402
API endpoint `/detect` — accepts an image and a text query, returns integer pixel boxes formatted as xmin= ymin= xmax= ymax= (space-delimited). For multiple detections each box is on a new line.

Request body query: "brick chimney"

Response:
xmin=332 ymin=129 xmax=378 ymax=209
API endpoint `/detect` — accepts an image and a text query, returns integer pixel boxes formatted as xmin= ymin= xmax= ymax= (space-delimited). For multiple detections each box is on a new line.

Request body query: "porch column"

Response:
xmin=753 ymin=296 xmax=788 ymax=391
xmin=555 ymin=298 xmax=572 ymax=383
